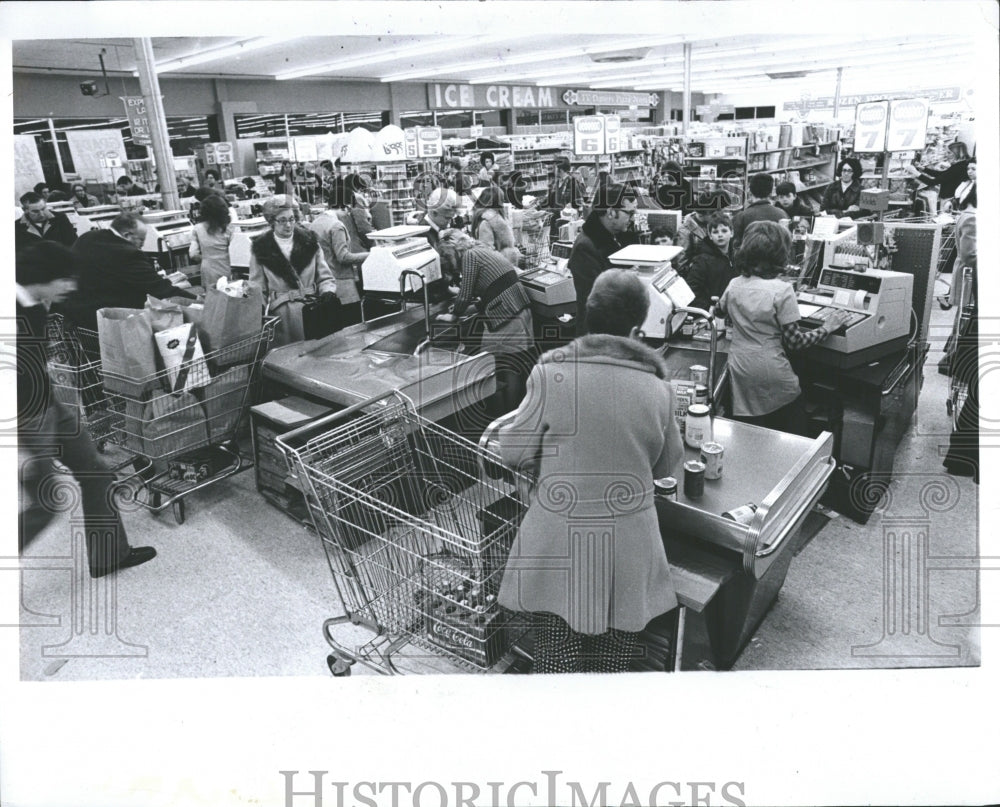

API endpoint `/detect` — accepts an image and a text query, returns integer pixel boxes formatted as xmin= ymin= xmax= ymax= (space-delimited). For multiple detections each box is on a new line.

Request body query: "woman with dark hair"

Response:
xmin=471 ymin=184 xmax=521 ymax=265
xmin=718 ymin=220 xmax=849 ymax=435
xmin=249 ymin=195 xmax=336 ymax=346
xmin=477 ymin=151 xmax=496 ymax=186
xmin=189 ymin=192 xmax=234 ymax=289
xmin=496 ymin=268 xmax=684 ymax=673
xmin=950 ymin=158 xmax=976 ymax=212
xmin=273 ymin=160 xmax=297 ymax=196
xmin=821 ymin=157 xmax=864 ymax=218
xmin=654 ymin=160 xmax=693 ymax=213
xmin=69 ymin=183 xmax=100 ymax=210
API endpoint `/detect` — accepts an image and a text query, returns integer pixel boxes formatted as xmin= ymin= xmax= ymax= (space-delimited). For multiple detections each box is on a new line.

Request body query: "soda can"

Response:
xmin=654 ymin=476 xmax=678 ymax=501
xmin=690 ymin=364 xmax=709 ymax=386
xmin=700 ymin=441 xmax=724 ymax=480
xmin=722 ymin=502 xmax=758 ymax=525
xmin=683 ymin=460 xmax=705 ymax=499
xmin=694 ymin=384 xmax=709 ymax=406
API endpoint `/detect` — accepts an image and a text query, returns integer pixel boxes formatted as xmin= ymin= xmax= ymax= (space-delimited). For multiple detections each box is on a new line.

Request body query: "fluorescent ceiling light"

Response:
xmin=134 ymin=37 xmax=297 ymax=75
xmin=379 ymin=35 xmax=685 ymax=82
xmin=275 ymin=34 xmax=520 ymax=80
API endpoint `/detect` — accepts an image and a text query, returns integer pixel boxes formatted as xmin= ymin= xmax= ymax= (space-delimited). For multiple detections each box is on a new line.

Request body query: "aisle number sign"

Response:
xmin=404 ymin=127 xmax=443 ymax=159
xmin=604 ymin=115 xmax=621 ymax=154
xmin=853 ymin=100 xmax=889 ymax=153
xmin=886 ymin=98 xmax=929 ymax=152
xmin=574 ymin=116 xmax=606 ymax=155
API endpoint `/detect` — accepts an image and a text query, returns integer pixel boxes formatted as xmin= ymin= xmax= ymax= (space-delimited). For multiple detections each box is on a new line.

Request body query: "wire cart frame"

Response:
xmin=513 ymin=209 xmax=552 ymax=272
xmin=277 ymin=391 xmax=532 ymax=676
xmin=98 ymin=316 xmax=277 ymax=524
xmin=947 ymin=265 xmax=976 ymax=429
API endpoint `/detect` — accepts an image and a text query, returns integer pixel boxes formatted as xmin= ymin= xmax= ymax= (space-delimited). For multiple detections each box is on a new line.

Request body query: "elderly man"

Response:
xmin=69 ymin=212 xmax=194 ymax=328
xmin=15 ymin=191 xmax=78 ymax=254
xmin=568 ymin=182 xmax=638 ymax=336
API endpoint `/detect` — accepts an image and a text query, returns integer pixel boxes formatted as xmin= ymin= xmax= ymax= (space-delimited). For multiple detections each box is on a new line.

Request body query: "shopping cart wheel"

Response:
xmin=947 ymin=398 xmax=954 ymax=416
xmin=95 ymin=440 xmax=108 ymax=454
xmin=172 ymin=500 xmax=186 ymax=525
xmin=327 ymin=654 xmax=353 ymax=677
xmin=149 ymin=490 xmax=162 ymax=510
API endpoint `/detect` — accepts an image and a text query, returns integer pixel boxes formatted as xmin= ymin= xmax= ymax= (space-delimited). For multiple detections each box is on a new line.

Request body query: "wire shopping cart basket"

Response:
xmin=513 ymin=209 xmax=552 ymax=272
xmin=946 ymin=266 xmax=976 ymax=428
xmin=45 ymin=314 xmax=131 ymax=468
xmin=100 ymin=317 xmax=277 ymax=524
xmin=276 ymin=391 xmax=532 ymax=676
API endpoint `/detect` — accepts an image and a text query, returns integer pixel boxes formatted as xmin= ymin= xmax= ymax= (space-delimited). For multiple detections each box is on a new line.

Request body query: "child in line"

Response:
xmin=686 ymin=211 xmax=735 ymax=312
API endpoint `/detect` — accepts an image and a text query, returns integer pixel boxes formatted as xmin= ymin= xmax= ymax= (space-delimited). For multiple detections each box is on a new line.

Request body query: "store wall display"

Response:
xmin=64 ymin=128 xmax=128 ymax=184
xmin=14 ymin=134 xmax=45 ymax=196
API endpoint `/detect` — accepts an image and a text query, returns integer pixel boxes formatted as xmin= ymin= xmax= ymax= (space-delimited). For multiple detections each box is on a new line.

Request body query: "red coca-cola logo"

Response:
xmin=857 ymin=104 xmax=887 ymax=125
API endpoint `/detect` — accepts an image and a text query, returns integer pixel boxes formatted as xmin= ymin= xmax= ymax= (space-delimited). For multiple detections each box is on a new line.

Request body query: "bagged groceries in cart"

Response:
xmin=155 ymin=323 xmax=211 ymax=392
xmin=97 ymin=307 xmax=159 ymax=396
xmin=200 ymin=280 xmax=264 ymax=368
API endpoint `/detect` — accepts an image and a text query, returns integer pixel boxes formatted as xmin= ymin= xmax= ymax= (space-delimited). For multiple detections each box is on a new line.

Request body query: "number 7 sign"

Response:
xmin=853 ymin=101 xmax=889 ymax=154
xmin=886 ymin=98 xmax=929 ymax=152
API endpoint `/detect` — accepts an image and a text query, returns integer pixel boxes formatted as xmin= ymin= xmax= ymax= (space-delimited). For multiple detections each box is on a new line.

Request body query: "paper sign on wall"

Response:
xmin=574 ymin=116 xmax=606 ymax=155
xmin=886 ymin=98 xmax=929 ymax=152
xmin=65 ymin=129 xmax=128 ymax=181
xmin=853 ymin=101 xmax=889 ymax=153
xmin=14 ymin=134 xmax=45 ymax=196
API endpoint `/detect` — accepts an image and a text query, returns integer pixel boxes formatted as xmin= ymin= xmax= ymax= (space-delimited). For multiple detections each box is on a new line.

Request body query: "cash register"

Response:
xmin=361 ymin=225 xmax=441 ymax=293
xmin=797 ymin=266 xmax=913 ymax=368
xmin=608 ymin=244 xmax=691 ymax=339
xmin=518 ymin=240 xmax=576 ymax=307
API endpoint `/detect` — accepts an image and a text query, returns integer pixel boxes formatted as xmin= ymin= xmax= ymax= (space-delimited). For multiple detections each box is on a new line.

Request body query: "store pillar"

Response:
xmin=132 ymin=37 xmax=179 ymax=210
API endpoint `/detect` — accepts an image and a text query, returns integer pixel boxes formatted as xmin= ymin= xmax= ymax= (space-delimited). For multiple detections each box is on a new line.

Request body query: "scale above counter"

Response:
xmin=609 ymin=243 xmax=692 ymax=339
xmin=362 ymin=224 xmax=442 ymax=293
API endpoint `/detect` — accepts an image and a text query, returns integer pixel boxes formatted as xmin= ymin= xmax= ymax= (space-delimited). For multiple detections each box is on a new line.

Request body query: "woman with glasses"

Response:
xmin=249 ymin=195 xmax=336 ymax=346
xmin=821 ymin=157 xmax=864 ymax=219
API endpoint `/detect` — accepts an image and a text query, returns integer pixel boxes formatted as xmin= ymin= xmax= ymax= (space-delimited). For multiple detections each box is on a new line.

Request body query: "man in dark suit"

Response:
xmin=15 ymin=191 xmax=78 ymax=254
xmin=568 ymin=183 xmax=637 ymax=336
xmin=16 ymin=242 xmax=156 ymax=577
xmin=69 ymin=212 xmax=195 ymax=328
xmin=115 ymin=175 xmax=148 ymax=196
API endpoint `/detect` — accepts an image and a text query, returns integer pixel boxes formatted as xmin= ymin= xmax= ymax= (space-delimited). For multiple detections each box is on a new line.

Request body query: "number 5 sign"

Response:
xmin=886 ymin=98 xmax=929 ymax=152
xmin=853 ymin=100 xmax=889 ymax=153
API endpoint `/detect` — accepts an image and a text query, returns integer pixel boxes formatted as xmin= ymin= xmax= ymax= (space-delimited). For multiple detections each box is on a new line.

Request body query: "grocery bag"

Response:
xmin=129 ymin=391 xmax=209 ymax=457
xmin=197 ymin=364 xmax=251 ymax=442
xmin=97 ymin=307 xmax=159 ymax=396
xmin=154 ymin=323 xmax=211 ymax=392
xmin=145 ymin=295 xmax=185 ymax=332
xmin=200 ymin=284 xmax=264 ymax=367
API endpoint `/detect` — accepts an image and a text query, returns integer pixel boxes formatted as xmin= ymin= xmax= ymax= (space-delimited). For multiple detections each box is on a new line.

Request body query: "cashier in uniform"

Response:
xmin=718 ymin=221 xmax=849 ymax=436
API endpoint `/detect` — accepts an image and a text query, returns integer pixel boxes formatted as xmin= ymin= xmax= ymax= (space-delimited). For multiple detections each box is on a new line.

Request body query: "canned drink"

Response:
xmin=722 ymin=502 xmax=758 ymax=525
xmin=654 ymin=476 xmax=678 ymax=501
xmin=700 ymin=441 xmax=724 ymax=480
xmin=683 ymin=460 xmax=705 ymax=499
xmin=694 ymin=384 xmax=709 ymax=406
xmin=690 ymin=364 xmax=709 ymax=386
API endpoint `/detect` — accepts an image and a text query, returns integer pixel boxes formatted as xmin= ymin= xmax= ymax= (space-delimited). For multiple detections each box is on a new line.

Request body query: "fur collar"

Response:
xmin=251 ymin=227 xmax=319 ymax=288
xmin=539 ymin=333 xmax=668 ymax=379
xmin=581 ymin=210 xmax=623 ymax=255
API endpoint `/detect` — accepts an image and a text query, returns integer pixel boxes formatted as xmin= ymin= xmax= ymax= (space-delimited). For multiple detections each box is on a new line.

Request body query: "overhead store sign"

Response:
xmin=562 ymin=89 xmax=659 ymax=108
xmin=121 ymin=95 xmax=152 ymax=146
xmin=429 ymin=84 xmax=657 ymax=110
xmin=783 ymin=86 xmax=961 ymax=111
xmin=853 ymin=101 xmax=889 ymax=153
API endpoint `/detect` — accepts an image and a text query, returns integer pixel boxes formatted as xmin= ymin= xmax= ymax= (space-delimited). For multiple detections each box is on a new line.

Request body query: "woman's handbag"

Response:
xmin=301 ymin=294 xmax=343 ymax=340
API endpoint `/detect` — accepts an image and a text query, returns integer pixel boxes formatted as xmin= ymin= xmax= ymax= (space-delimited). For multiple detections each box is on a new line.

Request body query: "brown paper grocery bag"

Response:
xmin=97 ymin=307 xmax=159 ymax=396
xmin=139 ymin=391 xmax=210 ymax=458
xmin=145 ymin=295 xmax=185 ymax=332
xmin=200 ymin=285 xmax=264 ymax=367
xmin=197 ymin=364 xmax=251 ymax=442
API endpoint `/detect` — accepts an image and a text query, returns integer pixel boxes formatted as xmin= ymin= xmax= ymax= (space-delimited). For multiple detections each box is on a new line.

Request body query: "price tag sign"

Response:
xmin=574 ymin=116 xmax=606 ymax=156
xmin=886 ymin=98 xmax=929 ymax=152
xmin=604 ymin=115 xmax=621 ymax=154
xmin=416 ymin=126 xmax=443 ymax=159
xmin=853 ymin=100 xmax=889 ymax=153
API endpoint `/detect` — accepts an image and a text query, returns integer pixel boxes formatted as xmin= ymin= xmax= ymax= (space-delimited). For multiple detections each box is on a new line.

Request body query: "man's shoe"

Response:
xmin=90 ymin=546 xmax=157 ymax=579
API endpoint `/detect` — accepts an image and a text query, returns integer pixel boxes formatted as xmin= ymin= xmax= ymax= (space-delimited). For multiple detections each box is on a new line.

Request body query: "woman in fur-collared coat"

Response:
xmin=497 ymin=269 xmax=684 ymax=674
xmin=249 ymin=195 xmax=336 ymax=346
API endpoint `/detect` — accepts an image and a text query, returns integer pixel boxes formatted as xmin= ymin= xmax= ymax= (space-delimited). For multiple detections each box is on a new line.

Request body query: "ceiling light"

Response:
xmin=380 ymin=35 xmax=685 ymax=82
xmin=589 ymin=47 xmax=652 ymax=64
xmin=275 ymin=34 xmax=520 ymax=80
xmin=134 ymin=37 xmax=297 ymax=75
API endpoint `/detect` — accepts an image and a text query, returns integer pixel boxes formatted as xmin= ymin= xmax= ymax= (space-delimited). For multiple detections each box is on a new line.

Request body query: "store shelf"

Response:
xmin=800 ymin=180 xmax=834 ymax=191
xmin=750 ymin=141 xmax=838 ymax=154
xmin=686 ymin=156 xmax=747 ymax=162
xmin=750 ymin=158 xmax=834 ymax=175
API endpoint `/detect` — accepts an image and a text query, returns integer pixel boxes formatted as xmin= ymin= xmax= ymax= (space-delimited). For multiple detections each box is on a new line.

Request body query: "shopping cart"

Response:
xmin=45 ymin=314 xmax=131 ymax=467
xmin=946 ymin=265 xmax=976 ymax=428
xmin=886 ymin=210 xmax=957 ymax=299
xmin=101 ymin=317 xmax=277 ymax=524
xmin=512 ymin=209 xmax=552 ymax=272
xmin=276 ymin=391 xmax=532 ymax=676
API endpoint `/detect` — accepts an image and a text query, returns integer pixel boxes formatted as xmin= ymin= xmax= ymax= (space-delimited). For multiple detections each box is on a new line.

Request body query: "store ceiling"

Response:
xmin=12 ymin=33 xmax=977 ymax=95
